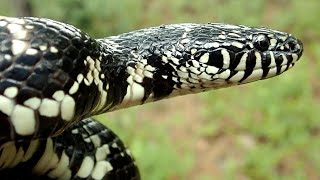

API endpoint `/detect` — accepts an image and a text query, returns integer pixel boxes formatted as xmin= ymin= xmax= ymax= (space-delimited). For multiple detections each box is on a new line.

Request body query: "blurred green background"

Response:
xmin=1 ymin=0 xmax=319 ymax=179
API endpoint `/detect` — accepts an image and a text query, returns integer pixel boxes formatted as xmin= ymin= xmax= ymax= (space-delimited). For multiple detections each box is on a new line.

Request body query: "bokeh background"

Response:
xmin=1 ymin=0 xmax=319 ymax=179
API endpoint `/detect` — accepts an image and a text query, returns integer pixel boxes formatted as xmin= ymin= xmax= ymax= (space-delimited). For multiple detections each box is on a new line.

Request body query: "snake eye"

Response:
xmin=253 ymin=35 xmax=270 ymax=51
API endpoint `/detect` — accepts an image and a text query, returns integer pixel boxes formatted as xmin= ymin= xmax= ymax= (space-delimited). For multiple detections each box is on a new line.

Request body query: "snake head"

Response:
xmin=155 ymin=23 xmax=303 ymax=94
xmin=210 ymin=24 xmax=304 ymax=84
xmin=109 ymin=23 xmax=303 ymax=108
xmin=170 ymin=23 xmax=304 ymax=90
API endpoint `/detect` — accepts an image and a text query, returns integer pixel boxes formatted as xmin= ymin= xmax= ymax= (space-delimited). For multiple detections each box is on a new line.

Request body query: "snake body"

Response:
xmin=0 ymin=17 xmax=303 ymax=179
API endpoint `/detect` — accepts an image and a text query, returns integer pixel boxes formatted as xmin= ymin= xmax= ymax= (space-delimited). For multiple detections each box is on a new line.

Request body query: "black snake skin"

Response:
xmin=0 ymin=16 xmax=303 ymax=179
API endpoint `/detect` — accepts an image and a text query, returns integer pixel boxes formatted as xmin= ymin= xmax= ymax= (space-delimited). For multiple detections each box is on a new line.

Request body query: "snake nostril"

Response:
xmin=284 ymin=38 xmax=301 ymax=53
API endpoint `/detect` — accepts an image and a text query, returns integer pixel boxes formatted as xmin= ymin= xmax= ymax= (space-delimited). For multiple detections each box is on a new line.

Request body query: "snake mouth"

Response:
xmin=221 ymin=36 xmax=303 ymax=84
xmin=210 ymin=49 xmax=300 ymax=82
xmin=224 ymin=51 xmax=300 ymax=84
xmin=177 ymin=48 xmax=303 ymax=92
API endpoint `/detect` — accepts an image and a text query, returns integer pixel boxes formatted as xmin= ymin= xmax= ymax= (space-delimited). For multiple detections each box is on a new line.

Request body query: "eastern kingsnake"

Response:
xmin=0 ymin=16 xmax=303 ymax=179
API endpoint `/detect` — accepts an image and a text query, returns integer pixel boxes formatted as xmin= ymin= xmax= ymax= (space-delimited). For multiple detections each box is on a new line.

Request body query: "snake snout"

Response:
xmin=277 ymin=36 xmax=303 ymax=56
xmin=292 ymin=39 xmax=303 ymax=57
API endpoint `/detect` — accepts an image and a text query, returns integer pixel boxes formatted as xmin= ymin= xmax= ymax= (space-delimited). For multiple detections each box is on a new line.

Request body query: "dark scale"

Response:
xmin=43 ymin=49 xmax=63 ymax=60
xmin=0 ymin=80 xmax=18 ymax=93
xmin=0 ymin=113 xmax=11 ymax=143
xmin=208 ymin=49 xmax=225 ymax=68
xmin=274 ymin=52 xmax=284 ymax=67
xmin=26 ymin=73 xmax=49 ymax=90
xmin=231 ymin=51 xmax=246 ymax=70
xmin=0 ymin=39 xmax=12 ymax=55
xmin=4 ymin=66 xmax=31 ymax=81
xmin=261 ymin=51 xmax=272 ymax=69
xmin=240 ymin=51 xmax=257 ymax=82
xmin=245 ymin=50 xmax=257 ymax=70
xmin=14 ymin=86 xmax=41 ymax=104
xmin=262 ymin=68 xmax=270 ymax=78
xmin=16 ymin=53 xmax=41 ymax=66
xmin=56 ymin=35 xmax=71 ymax=50
xmin=0 ymin=56 xmax=12 ymax=71
xmin=0 ymin=16 xmax=303 ymax=180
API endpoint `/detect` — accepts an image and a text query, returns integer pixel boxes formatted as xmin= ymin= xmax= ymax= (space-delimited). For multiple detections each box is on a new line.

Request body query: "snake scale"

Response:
xmin=0 ymin=16 xmax=303 ymax=179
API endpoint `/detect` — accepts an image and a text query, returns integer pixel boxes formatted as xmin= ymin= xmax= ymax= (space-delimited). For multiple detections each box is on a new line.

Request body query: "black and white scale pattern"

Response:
xmin=0 ymin=16 xmax=303 ymax=179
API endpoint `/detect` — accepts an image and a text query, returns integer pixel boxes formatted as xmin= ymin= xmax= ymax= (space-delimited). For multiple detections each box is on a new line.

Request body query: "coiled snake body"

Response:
xmin=0 ymin=17 xmax=303 ymax=179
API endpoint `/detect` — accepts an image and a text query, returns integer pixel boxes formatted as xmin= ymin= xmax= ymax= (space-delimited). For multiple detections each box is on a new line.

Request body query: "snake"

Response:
xmin=0 ymin=16 xmax=303 ymax=180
